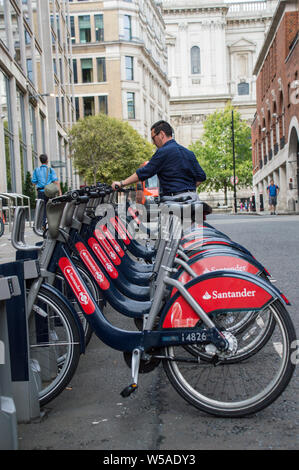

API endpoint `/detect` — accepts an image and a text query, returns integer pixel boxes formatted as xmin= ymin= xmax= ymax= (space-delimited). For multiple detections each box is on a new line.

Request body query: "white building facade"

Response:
xmin=162 ymin=0 xmax=279 ymax=147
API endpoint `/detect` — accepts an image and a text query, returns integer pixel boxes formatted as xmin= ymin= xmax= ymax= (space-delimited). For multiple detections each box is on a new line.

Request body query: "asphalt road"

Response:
xmin=8 ymin=214 xmax=299 ymax=450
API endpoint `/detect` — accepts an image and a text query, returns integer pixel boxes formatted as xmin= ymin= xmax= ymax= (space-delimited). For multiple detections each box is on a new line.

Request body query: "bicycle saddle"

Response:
xmin=46 ymin=201 xmax=67 ymax=239
xmin=160 ymin=195 xmax=193 ymax=203
xmin=160 ymin=199 xmax=205 ymax=223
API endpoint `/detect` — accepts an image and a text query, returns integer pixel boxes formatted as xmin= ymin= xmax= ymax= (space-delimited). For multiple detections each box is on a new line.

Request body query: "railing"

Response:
xmin=0 ymin=193 xmax=31 ymax=232
xmin=228 ymin=1 xmax=268 ymax=13
xmin=162 ymin=0 xmax=278 ymax=15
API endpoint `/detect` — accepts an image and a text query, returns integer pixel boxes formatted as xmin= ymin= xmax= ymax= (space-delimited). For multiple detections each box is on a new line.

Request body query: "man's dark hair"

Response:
xmin=151 ymin=120 xmax=173 ymax=137
xmin=39 ymin=154 xmax=48 ymax=164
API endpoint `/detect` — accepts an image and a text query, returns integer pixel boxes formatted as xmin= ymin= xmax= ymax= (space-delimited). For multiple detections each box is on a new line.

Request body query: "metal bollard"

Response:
xmin=0 ymin=275 xmax=21 ymax=450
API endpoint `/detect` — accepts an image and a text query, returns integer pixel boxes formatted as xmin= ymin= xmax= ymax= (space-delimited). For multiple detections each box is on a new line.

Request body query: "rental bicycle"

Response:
xmin=12 ymin=187 xmax=297 ymax=417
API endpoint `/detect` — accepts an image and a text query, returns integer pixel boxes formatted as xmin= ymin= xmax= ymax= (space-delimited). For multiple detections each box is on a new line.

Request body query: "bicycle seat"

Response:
xmin=46 ymin=201 xmax=67 ymax=239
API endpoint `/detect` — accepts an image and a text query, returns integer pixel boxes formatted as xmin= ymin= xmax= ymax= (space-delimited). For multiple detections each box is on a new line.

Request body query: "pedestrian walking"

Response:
xmin=267 ymin=179 xmax=279 ymax=215
xmin=31 ymin=154 xmax=62 ymax=229
xmin=111 ymin=120 xmax=206 ymax=201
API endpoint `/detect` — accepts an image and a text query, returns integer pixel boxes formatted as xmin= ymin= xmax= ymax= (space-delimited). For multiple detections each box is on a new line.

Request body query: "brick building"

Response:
xmin=252 ymin=0 xmax=299 ymax=212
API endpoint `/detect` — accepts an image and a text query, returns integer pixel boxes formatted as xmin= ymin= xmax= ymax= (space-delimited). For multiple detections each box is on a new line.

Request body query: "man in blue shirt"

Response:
xmin=112 ymin=120 xmax=206 ymax=200
xmin=267 ymin=179 xmax=279 ymax=215
xmin=32 ymin=154 xmax=61 ymax=227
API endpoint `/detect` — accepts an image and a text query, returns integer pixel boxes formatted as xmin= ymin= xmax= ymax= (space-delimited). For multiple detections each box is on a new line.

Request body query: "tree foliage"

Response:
xmin=68 ymin=114 xmax=154 ymax=184
xmin=190 ymin=104 xmax=253 ymax=202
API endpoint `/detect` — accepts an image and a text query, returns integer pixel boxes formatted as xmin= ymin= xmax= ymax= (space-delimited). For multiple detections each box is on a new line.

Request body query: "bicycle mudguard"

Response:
xmin=172 ymin=250 xmax=270 ymax=297
xmin=40 ymin=282 xmax=86 ymax=353
xmin=77 ymin=237 xmax=151 ymax=301
xmin=184 ymin=237 xmax=253 ymax=257
xmin=159 ymin=270 xmax=288 ymax=329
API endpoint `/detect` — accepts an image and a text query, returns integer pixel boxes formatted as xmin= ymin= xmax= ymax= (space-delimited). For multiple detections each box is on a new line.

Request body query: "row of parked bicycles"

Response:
xmin=12 ymin=183 xmax=296 ymax=418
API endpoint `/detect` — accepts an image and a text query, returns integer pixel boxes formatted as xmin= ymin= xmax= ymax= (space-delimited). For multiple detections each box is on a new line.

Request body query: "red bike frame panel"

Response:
xmin=58 ymin=256 xmax=96 ymax=315
xmin=98 ymin=225 xmax=125 ymax=257
xmin=75 ymin=242 xmax=110 ymax=290
xmin=88 ymin=237 xmax=119 ymax=279
xmin=163 ymin=276 xmax=273 ymax=328
xmin=94 ymin=229 xmax=121 ymax=265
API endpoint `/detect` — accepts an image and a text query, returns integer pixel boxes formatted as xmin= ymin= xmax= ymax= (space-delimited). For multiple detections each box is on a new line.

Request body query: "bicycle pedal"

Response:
xmin=120 ymin=383 xmax=138 ymax=397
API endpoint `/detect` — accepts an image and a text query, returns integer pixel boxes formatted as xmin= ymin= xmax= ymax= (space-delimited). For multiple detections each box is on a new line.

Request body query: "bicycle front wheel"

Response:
xmin=28 ymin=286 xmax=81 ymax=407
xmin=163 ymin=300 xmax=296 ymax=417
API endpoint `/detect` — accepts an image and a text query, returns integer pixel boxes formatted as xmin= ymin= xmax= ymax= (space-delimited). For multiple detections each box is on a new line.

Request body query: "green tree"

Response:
xmin=23 ymin=171 xmax=36 ymax=209
xmin=190 ymin=104 xmax=253 ymax=205
xmin=68 ymin=114 xmax=154 ymax=184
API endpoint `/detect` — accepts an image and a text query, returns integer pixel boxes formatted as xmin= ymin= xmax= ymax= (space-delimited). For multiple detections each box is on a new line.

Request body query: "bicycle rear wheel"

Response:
xmin=28 ymin=286 xmax=81 ymax=406
xmin=163 ymin=300 xmax=296 ymax=417
xmin=184 ymin=306 xmax=276 ymax=363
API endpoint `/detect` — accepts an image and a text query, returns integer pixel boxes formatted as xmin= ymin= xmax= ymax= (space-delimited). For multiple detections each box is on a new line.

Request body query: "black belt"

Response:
xmin=161 ymin=190 xmax=195 ymax=197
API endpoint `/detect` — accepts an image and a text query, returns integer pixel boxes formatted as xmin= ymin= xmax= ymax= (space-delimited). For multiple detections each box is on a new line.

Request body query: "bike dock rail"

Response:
xmin=0 ymin=192 xmax=32 ymax=232
xmin=0 ymin=260 xmax=42 ymax=449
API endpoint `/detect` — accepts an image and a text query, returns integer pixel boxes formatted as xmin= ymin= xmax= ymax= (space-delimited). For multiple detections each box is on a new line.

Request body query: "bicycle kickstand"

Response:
xmin=120 ymin=348 xmax=141 ymax=397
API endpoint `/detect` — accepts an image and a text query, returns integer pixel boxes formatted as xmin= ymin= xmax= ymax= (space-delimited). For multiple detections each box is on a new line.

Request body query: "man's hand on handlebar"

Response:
xmin=111 ymin=181 xmax=122 ymax=190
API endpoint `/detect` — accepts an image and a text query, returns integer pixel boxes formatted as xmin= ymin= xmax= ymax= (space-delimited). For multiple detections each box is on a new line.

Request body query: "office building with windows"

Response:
xmin=69 ymin=0 xmax=170 ymax=140
xmin=0 ymin=0 xmax=78 ymax=195
xmin=251 ymin=0 xmax=299 ymax=212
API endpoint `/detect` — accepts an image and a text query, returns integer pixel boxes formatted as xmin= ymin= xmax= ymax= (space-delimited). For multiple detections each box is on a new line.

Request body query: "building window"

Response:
xmin=79 ymin=15 xmax=91 ymax=43
xmin=191 ymin=46 xmax=201 ymax=74
xmin=81 ymin=58 xmax=93 ymax=83
xmin=0 ymin=1 xmax=8 ymax=49
xmin=125 ymin=56 xmax=134 ymax=80
xmin=40 ymin=113 xmax=46 ymax=154
xmin=97 ymin=58 xmax=106 ymax=82
xmin=127 ymin=92 xmax=135 ymax=119
xmin=70 ymin=16 xmax=75 ymax=44
xmin=83 ymin=96 xmax=95 ymax=116
xmin=17 ymin=90 xmax=28 ymax=188
xmin=238 ymin=82 xmax=249 ymax=96
xmin=56 ymin=97 xmax=60 ymax=121
xmin=75 ymin=97 xmax=80 ymax=121
xmin=11 ymin=5 xmax=22 ymax=69
xmin=1 ymin=70 xmax=15 ymax=192
xmin=99 ymin=96 xmax=108 ymax=114
xmin=124 ymin=15 xmax=132 ymax=41
xmin=29 ymin=104 xmax=38 ymax=170
xmin=27 ymin=58 xmax=33 ymax=83
xmin=95 ymin=14 xmax=104 ymax=41
xmin=73 ymin=59 xmax=78 ymax=83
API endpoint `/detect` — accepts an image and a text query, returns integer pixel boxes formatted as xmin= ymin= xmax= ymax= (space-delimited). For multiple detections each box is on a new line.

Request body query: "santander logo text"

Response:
xmin=202 ymin=288 xmax=256 ymax=300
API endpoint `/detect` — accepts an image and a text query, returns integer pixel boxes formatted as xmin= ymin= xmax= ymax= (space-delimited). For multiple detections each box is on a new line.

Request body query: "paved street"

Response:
xmin=2 ymin=213 xmax=299 ymax=450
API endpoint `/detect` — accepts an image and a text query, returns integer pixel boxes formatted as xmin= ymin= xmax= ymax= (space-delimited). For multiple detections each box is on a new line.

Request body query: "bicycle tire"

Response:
xmin=28 ymin=285 xmax=81 ymax=407
xmin=163 ymin=300 xmax=296 ymax=417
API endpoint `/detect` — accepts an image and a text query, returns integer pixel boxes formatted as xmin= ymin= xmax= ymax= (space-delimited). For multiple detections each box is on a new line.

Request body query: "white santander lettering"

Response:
xmin=209 ymin=288 xmax=256 ymax=300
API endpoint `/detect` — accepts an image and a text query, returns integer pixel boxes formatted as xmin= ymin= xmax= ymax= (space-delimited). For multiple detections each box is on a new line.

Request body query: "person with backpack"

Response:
xmin=32 ymin=154 xmax=62 ymax=228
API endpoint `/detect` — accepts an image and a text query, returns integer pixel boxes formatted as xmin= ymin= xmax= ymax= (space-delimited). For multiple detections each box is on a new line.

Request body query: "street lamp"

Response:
xmin=231 ymin=110 xmax=237 ymax=213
